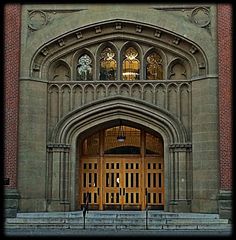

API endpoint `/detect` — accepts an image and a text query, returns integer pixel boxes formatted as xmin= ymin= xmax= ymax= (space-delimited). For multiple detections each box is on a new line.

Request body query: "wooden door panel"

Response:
xmin=123 ymin=160 xmax=141 ymax=209
xmin=80 ymin=157 xmax=100 ymax=210
xmin=145 ymin=156 xmax=164 ymax=210
xmin=103 ymin=159 xmax=122 ymax=210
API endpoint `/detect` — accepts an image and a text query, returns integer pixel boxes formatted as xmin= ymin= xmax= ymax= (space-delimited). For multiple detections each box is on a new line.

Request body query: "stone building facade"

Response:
xmin=4 ymin=4 xmax=232 ymax=220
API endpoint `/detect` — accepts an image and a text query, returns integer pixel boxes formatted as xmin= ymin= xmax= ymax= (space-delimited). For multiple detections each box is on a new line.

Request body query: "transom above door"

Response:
xmin=78 ymin=125 xmax=164 ymax=210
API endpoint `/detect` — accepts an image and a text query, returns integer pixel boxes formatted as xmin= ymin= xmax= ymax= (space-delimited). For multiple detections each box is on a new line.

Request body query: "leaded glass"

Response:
xmin=146 ymin=52 xmax=163 ymax=80
xmin=100 ymin=47 xmax=117 ymax=80
xmin=122 ymin=47 xmax=140 ymax=80
xmin=77 ymin=54 xmax=93 ymax=80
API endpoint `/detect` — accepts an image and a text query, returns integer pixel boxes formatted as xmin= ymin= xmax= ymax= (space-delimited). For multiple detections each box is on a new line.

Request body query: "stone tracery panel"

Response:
xmin=119 ymin=83 xmax=130 ymax=96
xmin=155 ymin=84 xmax=166 ymax=108
xmin=131 ymin=84 xmax=142 ymax=99
xmin=180 ymin=83 xmax=191 ymax=134
xmin=72 ymin=85 xmax=83 ymax=109
xmin=47 ymin=81 xmax=191 ymax=139
xmin=96 ymin=84 xmax=106 ymax=100
xmin=108 ymin=84 xmax=118 ymax=96
xmin=48 ymin=85 xmax=59 ymax=135
xmin=61 ymin=85 xmax=71 ymax=117
xmin=143 ymin=84 xmax=154 ymax=103
xmin=84 ymin=84 xmax=95 ymax=104
xmin=167 ymin=83 xmax=178 ymax=117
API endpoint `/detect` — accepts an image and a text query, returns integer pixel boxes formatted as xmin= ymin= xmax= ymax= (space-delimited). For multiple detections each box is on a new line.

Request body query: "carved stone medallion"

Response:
xmin=191 ymin=7 xmax=210 ymax=27
xmin=28 ymin=10 xmax=48 ymax=31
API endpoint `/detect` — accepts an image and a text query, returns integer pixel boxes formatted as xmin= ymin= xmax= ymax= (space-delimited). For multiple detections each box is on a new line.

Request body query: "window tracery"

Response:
xmin=69 ymin=43 xmax=190 ymax=81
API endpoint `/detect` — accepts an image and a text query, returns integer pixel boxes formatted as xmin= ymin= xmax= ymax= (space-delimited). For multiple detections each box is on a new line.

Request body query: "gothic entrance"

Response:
xmin=78 ymin=125 xmax=164 ymax=210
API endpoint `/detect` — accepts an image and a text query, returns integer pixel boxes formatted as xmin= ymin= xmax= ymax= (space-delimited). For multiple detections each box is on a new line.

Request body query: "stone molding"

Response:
xmin=29 ymin=20 xmax=207 ymax=79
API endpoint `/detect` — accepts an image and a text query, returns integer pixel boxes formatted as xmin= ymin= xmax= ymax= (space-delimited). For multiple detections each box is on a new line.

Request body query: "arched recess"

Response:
xmin=167 ymin=58 xmax=191 ymax=80
xmin=46 ymin=97 xmax=192 ymax=212
xmin=48 ymin=60 xmax=71 ymax=81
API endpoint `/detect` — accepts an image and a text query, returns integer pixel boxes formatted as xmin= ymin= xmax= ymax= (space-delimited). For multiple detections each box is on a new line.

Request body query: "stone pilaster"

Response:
xmin=168 ymin=143 xmax=192 ymax=212
xmin=46 ymin=144 xmax=71 ymax=211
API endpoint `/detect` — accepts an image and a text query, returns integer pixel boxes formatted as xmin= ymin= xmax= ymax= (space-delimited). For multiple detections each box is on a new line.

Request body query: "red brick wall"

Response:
xmin=217 ymin=4 xmax=232 ymax=190
xmin=4 ymin=4 xmax=21 ymax=189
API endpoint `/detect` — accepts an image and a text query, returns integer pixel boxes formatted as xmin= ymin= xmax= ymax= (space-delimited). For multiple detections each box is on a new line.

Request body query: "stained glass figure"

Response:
xmin=100 ymin=48 xmax=117 ymax=80
xmin=146 ymin=52 xmax=163 ymax=80
xmin=122 ymin=47 xmax=140 ymax=80
xmin=77 ymin=54 xmax=93 ymax=80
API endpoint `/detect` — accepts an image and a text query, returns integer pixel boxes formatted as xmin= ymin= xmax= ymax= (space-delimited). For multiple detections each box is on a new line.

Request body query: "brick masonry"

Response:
xmin=3 ymin=4 xmax=232 ymax=190
xmin=217 ymin=4 xmax=232 ymax=190
xmin=4 ymin=4 xmax=21 ymax=189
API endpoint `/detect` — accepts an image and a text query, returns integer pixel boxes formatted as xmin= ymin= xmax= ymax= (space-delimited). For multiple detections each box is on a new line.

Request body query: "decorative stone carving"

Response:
xmin=58 ymin=39 xmax=65 ymax=47
xmin=191 ymin=7 xmax=210 ymax=28
xmin=173 ymin=37 xmax=180 ymax=45
xmin=47 ymin=143 xmax=70 ymax=149
xmin=28 ymin=10 xmax=48 ymax=31
xmin=154 ymin=30 xmax=162 ymax=38
xmin=115 ymin=23 xmax=122 ymax=30
xmin=41 ymin=47 xmax=49 ymax=56
xmin=33 ymin=63 xmax=40 ymax=71
xmin=169 ymin=143 xmax=192 ymax=150
xmin=95 ymin=26 xmax=102 ymax=34
xmin=189 ymin=46 xmax=198 ymax=54
xmin=198 ymin=62 xmax=205 ymax=69
xmin=76 ymin=31 xmax=83 ymax=39
xmin=136 ymin=25 xmax=142 ymax=33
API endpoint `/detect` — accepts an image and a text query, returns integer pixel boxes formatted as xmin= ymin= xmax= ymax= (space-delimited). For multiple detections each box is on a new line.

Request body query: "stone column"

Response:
xmin=46 ymin=144 xmax=71 ymax=212
xmin=168 ymin=143 xmax=192 ymax=212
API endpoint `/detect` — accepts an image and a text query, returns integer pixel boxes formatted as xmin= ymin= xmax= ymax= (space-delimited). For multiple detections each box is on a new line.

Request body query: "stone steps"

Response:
xmin=5 ymin=211 xmax=231 ymax=231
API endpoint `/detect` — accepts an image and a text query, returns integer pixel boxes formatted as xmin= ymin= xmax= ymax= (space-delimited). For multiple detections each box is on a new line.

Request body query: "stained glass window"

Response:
xmin=122 ymin=47 xmax=140 ymax=80
xmin=146 ymin=52 xmax=163 ymax=80
xmin=100 ymin=48 xmax=117 ymax=80
xmin=77 ymin=54 xmax=93 ymax=80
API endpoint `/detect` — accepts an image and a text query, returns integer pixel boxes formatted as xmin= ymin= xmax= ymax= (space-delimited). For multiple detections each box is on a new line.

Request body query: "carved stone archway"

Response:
xmin=46 ymin=97 xmax=192 ymax=212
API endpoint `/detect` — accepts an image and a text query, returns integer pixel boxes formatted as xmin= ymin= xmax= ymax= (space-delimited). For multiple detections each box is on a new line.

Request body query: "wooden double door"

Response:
xmin=79 ymin=155 xmax=164 ymax=210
